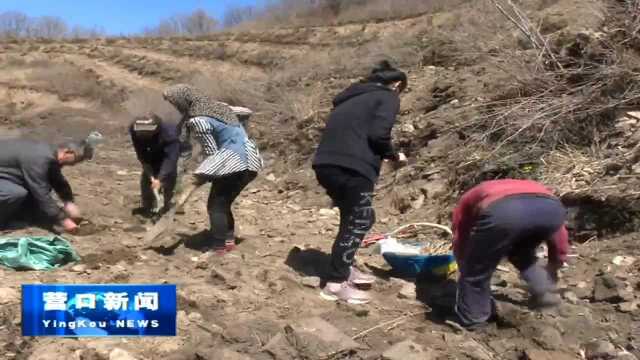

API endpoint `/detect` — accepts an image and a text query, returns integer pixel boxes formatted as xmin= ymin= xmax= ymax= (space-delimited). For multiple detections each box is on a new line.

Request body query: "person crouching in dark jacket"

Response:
xmin=129 ymin=113 xmax=180 ymax=216
xmin=449 ymin=179 xmax=569 ymax=330
xmin=312 ymin=60 xmax=409 ymax=304
xmin=0 ymin=138 xmax=92 ymax=233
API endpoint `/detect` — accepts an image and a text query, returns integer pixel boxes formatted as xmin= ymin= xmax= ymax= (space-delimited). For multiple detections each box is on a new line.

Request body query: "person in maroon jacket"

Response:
xmin=449 ymin=179 xmax=569 ymax=330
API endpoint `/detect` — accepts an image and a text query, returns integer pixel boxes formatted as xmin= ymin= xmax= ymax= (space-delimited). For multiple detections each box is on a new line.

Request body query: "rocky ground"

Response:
xmin=1 ymin=0 xmax=639 ymax=359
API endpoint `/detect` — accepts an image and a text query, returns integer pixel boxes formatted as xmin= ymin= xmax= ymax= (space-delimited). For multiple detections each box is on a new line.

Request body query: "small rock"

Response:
xmin=459 ymin=340 xmax=493 ymax=360
xmin=400 ymin=123 xmax=415 ymax=133
xmin=291 ymin=317 xmax=361 ymax=356
xmin=523 ymin=349 xmax=576 ymax=360
xmin=617 ymin=352 xmax=639 ymax=360
xmin=563 ymin=291 xmax=579 ymax=305
xmin=71 ymin=264 xmax=87 ymax=273
xmin=265 ymin=174 xmax=277 ymax=182
xmin=301 ymin=276 xmax=321 ymax=288
xmin=593 ymin=275 xmax=624 ymax=303
xmin=617 ymin=301 xmax=639 ymax=313
xmin=398 ymin=283 xmax=416 ymax=300
xmin=337 ymin=302 xmax=369 ymax=317
xmin=187 ymin=312 xmax=203 ymax=323
xmin=532 ymin=326 xmax=564 ymax=351
xmin=262 ymin=332 xmax=298 ymax=359
xmin=612 ymin=256 xmax=636 ymax=266
xmin=383 ymin=340 xmax=437 ymax=360
xmin=109 ymin=348 xmax=138 ymax=360
xmin=211 ymin=267 xmax=236 ymax=289
xmin=220 ymin=349 xmax=253 ymax=360
xmin=488 ymin=339 xmax=515 ymax=354
xmin=410 ymin=194 xmax=425 ymax=210
xmin=497 ymin=303 xmax=533 ymax=328
xmin=318 ymin=208 xmax=337 ymax=216
xmin=584 ymin=340 xmax=617 ymax=360
xmin=0 ymin=287 xmax=20 ymax=305
xmin=116 ymin=170 xmax=128 ymax=176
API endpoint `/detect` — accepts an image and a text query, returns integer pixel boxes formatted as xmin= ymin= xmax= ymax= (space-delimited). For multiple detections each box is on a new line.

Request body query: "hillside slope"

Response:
xmin=0 ymin=0 xmax=639 ymax=359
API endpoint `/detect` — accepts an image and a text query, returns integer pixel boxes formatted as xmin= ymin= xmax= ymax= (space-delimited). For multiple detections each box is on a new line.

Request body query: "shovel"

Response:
xmin=143 ymin=180 xmax=204 ymax=248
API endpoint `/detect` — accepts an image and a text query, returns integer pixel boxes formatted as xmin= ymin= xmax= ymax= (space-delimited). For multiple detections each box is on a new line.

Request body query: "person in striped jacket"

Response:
xmin=163 ymin=84 xmax=263 ymax=255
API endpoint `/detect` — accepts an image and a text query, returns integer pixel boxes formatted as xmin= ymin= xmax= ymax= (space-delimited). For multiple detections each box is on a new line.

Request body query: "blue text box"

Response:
xmin=22 ymin=284 xmax=176 ymax=337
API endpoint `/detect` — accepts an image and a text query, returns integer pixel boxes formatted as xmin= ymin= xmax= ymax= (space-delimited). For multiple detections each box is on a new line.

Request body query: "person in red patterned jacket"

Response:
xmin=448 ymin=179 xmax=569 ymax=330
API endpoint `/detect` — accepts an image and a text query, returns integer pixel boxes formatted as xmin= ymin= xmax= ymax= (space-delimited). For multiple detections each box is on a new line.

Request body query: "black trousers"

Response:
xmin=207 ymin=170 xmax=256 ymax=246
xmin=314 ymin=165 xmax=375 ymax=282
xmin=140 ymin=170 xmax=177 ymax=210
xmin=455 ymin=194 xmax=567 ymax=325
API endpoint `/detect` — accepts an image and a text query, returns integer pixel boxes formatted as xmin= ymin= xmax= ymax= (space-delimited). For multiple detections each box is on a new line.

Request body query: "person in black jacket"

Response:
xmin=313 ymin=60 xmax=408 ymax=304
xmin=0 ymin=138 xmax=92 ymax=233
xmin=129 ymin=113 xmax=180 ymax=216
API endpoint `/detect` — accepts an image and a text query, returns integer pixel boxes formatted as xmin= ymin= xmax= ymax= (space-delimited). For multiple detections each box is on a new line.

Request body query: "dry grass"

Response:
xmin=26 ymin=60 xmax=126 ymax=108
xmin=245 ymin=0 xmax=471 ymax=28
xmin=537 ymin=147 xmax=615 ymax=196
xmin=440 ymin=0 xmax=640 ymax=196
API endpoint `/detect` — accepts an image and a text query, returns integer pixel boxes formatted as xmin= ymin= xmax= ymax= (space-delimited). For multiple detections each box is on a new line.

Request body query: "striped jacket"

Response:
xmin=187 ymin=116 xmax=262 ymax=177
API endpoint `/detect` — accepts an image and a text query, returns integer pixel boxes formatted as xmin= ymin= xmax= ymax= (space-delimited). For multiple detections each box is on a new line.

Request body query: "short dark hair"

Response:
xmin=58 ymin=140 xmax=93 ymax=161
xmin=366 ymin=60 xmax=408 ymax=93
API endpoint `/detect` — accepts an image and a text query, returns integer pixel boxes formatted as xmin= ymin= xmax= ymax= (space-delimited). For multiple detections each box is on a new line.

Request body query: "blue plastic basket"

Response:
xmin=376 ymin=223 xmax=458 ymax=278
xmin=382 ymin=252 xmax=456 ymax=278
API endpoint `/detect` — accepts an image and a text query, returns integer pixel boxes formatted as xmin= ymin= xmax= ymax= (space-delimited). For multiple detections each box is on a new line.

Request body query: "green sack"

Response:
xmin=0 ymin=236 xmax=80 ymax=271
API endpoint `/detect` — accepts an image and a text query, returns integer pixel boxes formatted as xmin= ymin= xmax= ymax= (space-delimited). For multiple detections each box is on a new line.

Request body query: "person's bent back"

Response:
xmin=0 ymin=138 xmax=91 ymax=232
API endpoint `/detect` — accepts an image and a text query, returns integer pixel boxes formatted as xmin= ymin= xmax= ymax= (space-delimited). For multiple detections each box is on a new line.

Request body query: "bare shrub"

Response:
xmin=27 ymin=61 xmax=126 ymax=108
xmin=443 ymin=0 xmax=640 ymax=193
xmin=123 ymin=89 xmax=181 ymax=121
xmin=335 ymin=0 xmax=467 ymax=23
xmin=143 ymin=9 xmax=218 ymax=37
xmin=224 ymin=0 xmax=473 ymax=28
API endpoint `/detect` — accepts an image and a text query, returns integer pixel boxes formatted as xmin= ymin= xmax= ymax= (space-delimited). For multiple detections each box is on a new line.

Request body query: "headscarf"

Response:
xmin=162 ymin=84 xmax=239 ymax=125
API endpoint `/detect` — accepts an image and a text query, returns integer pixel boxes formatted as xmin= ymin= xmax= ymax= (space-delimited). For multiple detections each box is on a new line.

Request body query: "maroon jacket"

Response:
xmin=452 ymin=179 xmax=569 ymax=264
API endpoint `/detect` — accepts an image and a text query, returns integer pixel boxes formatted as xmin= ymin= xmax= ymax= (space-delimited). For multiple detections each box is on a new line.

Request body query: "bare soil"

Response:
xmin=0 ymin=0 xmax=639 ymax=359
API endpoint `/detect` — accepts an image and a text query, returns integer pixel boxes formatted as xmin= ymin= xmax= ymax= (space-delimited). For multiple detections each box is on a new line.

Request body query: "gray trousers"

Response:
xmin=455 ymin=195 xmax=566 ymax=326
xmin=0 ymin=179 xmax=28 ymax=227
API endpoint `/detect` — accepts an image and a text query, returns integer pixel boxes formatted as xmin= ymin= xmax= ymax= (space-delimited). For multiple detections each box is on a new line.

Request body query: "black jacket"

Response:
xmin=129 ymin=121 xmax=180 ymax=183
xmin=0 ymin=139 xmax=73 ymax=221
xmin=313 ymin=82 xmax=400 ymax=182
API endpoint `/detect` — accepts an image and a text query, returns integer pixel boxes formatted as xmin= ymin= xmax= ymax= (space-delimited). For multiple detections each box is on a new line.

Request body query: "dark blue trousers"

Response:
xmin=0 ymin=179 xmax=28 ymax=227
xmin=455 ymin=194 xmax=567 ymax=325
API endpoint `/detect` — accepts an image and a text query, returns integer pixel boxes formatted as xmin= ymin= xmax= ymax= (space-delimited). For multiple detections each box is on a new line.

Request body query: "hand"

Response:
xmin=63 ymin=202 xmax=82 ymax=221
xmin=61 ymin=218 xmax=78 ymax=233
xmin=150 ymin=177 xmax=161 ymax=191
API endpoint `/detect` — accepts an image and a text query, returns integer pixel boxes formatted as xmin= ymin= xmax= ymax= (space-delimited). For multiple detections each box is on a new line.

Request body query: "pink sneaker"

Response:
xmin=225 ymin=239 xmax=236 ymax=252
xmin=348 ymin=266 xmax=376 ymax=285
xmin=320 ymin=282 xmax=371 ymax=304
